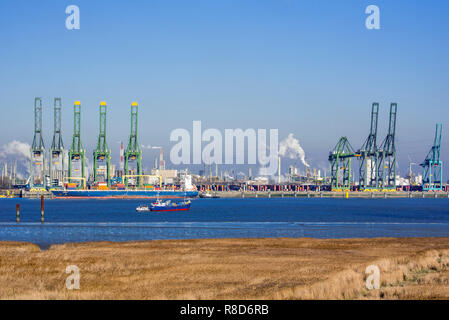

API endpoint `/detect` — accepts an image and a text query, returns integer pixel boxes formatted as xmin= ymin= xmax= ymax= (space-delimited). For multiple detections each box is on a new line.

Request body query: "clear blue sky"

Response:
xmin=0 ymin=0 xmax=448 ymax=176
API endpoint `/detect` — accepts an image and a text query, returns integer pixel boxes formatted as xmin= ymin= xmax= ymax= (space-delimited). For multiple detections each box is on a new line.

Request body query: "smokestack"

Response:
xmin=120 ymin=142 xmax=124 ymax=171
xmin=159 ymin=148 xmax=164 ymax=170
xmin=278 ymin=156 xmax=281 ymax=184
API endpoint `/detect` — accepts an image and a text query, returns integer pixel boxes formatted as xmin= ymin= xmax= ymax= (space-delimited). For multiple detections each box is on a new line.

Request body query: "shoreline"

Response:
xmin=1 ymin=237 xmax=449 ymax=299
xmin=9 ymin=190 xmax=449 ymax=199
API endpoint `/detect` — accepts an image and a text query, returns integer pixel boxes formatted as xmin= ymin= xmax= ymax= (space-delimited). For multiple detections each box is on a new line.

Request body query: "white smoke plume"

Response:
xmin=0 ymin=141 xmax=31 ymax=160
xmin=279 ymin=133 xmax=309 ymax=167
xmin=0 ymin=140 xmax=32 ymax=177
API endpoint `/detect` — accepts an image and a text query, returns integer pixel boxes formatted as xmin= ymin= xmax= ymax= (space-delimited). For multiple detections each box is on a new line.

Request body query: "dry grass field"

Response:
xmin=0 ymin=237 xmax=449 ymax=299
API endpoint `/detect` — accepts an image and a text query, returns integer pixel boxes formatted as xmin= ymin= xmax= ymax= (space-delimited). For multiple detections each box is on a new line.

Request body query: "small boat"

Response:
xmin=150 ymin=199 xmax=191 ymax=212
xmin=199 ymin=192 xmax=220 ymax=198
xmin=199 ymin=192 xmax=213 ymax=198
xmin=136 ymin=205 xmax=150 ymax=212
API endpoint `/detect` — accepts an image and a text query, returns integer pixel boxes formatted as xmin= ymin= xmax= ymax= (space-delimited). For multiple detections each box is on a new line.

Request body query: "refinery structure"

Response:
xmin=0 ymin=98 xmax=446 ymax=195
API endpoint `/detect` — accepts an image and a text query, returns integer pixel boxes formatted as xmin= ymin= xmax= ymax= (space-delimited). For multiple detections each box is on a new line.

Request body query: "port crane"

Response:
xmin=68 ymin=101 xmax=86 ymax=187
xmin=124 ymin=102 xmax=142 ymax=188
xmin=377 ymin=103 xmax=397 ymax=189
xmin=30 ymin=97 xmax=46 ymax=189
xmin=420 ymin=124 xmax=443 ymax=191
xmin=329 ymin=137 xmax=355 ymax=190
xmin=93 ymin=102 xmax=111 ymax=186
xmin=49 ymin=98 xmax=64 ymax=187
xmin=358 ymin=103 xmax=380 ymax=190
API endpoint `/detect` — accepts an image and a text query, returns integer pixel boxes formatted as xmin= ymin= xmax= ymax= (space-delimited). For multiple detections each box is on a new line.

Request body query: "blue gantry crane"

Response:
xmin=358 ymin=103 xmax=380 ymax=190
xmin=420 ymin=124 xmax=443 ymax=191
xmin=329 ymin=137 xmax=356 ymax=190
xmin=377 ymin=103 xmax=398 ymax=189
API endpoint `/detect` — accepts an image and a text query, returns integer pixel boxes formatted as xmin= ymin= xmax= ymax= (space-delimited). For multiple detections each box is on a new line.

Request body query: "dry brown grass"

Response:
xmin=0 ymin=237 xmax=449 ymax=299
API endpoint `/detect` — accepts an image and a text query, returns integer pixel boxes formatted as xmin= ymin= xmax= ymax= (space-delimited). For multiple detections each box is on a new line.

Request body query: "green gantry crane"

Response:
xmin=358 ymin=103 xmax=380 ymax=190
xmin=49 ymin=98 xmax=64 ymax=187
xmin=93 ymin=101 xmax=111 ymax=186
xmin=30 ymin=97 xmax=46 ymax=188
xmin=68 ymin=101 xmax=86 ymax=188
xmin=329 ymin=137 xmax=356 ymax=190
xmin=124 ymin=102 xmax=142 ymax=188
xmin=421 ymin=124 xmax=443 ymax=191
xmin=377 ymin=103 xmax=398 ymax=190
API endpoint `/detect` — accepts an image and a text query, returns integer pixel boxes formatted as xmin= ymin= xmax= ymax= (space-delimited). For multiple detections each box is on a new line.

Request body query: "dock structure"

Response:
xmin=93 ymin=101 xmax=111 ymax=187
xmin=377 ymin=103 xmax=398 ymax=190
xmin=328 ymin=102 xmax=399 ymax=192
xmin=421 ymin=124 xmax=443 ymax=191
xmin=329 ymin=137 xmax=355 ymax=190
xmin=67 ymin=101 xmax=86 ymax=188
xmin=124 ymin=102 xmax=142 ymax=188
xmin=49 ymin=97 xmax=64 ymax=187
xmin=358 ymin=103 xmax=380 ymax=190
xmin=19 ymin=97 xmax=449 ymax=194
xmin=30 ymin=97 xmax=46 ymax=189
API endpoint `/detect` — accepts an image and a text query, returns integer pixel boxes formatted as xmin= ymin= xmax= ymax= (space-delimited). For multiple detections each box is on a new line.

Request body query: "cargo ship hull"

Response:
xmin=51 ymin=189 xmax=199 ymax=199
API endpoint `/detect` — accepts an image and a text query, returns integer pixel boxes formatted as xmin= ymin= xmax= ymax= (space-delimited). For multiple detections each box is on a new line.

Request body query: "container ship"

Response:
xmin=51 ymin=175 xmax=198 ymax=199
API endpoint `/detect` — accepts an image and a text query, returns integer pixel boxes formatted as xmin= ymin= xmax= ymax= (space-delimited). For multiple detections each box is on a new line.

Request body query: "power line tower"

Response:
xmin=49 ymin=97 xmax=64 ymax=187
xmin=329 ymin=137 xmax=355 ymax=190
xmin=93 ymin=101 xmax=111 ymax=186
xmin=377 ymin=103 xmax=398 ymax=189
xmin=68 ymin=101 xmax=86 ymax=188
xmin=124 ymin=102 xmax=142 ymax=188
xmin=358 ymin=103 xmax=380 ymax=190
xmin=30 ymin=97 xmax=46 ymax=188
xmin=421 ymin=124 xmax=443 ymax=191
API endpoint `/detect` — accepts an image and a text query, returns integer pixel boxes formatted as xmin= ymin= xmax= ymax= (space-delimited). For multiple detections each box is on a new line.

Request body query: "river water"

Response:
xmin=0 ymin=198 xmax=448 ymax=248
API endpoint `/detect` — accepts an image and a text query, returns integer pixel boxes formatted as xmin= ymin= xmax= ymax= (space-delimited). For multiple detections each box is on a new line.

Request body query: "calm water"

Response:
xmin=0 ymin=198 xmax=448 ymax=248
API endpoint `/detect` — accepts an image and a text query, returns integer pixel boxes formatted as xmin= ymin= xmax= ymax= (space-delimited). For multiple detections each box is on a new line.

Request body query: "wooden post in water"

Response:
xmin=40 ymin=195 xmax=44 ymax=223
xmin=16 ymin=204 xmax=20 ymax=223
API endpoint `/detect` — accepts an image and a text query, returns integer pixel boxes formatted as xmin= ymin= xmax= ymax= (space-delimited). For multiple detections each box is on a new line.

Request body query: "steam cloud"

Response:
xmin=0 ymin=140 xmax=32 ymax=177
xmin=0 ymin=141 xmax=31 ymax=160
xmin=279 ymin=133 xmax=309 ymax=167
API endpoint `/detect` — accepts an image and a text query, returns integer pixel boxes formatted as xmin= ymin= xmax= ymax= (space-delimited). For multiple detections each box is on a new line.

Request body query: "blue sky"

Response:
xmin=0 ymin=0 xmax=448 ymax=177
